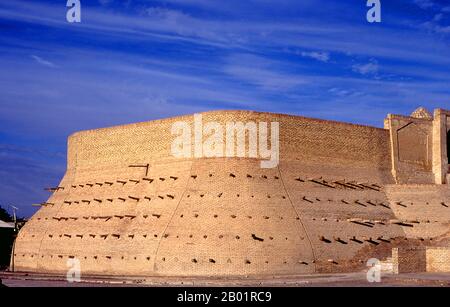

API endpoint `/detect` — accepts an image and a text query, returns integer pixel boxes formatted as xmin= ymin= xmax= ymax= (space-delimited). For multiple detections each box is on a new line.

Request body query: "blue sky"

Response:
xmin=0 ymin=0 xmax=449 ymax=217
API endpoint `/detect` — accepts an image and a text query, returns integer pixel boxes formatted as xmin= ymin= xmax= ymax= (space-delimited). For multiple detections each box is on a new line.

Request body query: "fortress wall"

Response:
xmin=154 ymin=159 xmax=316 ymax=276
xmin=392 ymin=247 xmax=427 ymax=273
xmin=13 ymin=156 xmax=408 ymax=276
xmin=13 ymin=156 xmax=448 ymax=276
xmin=279 ymin=160 xmax=407 ymax=272
xmin=67 ymin=111 xmax=392 ymax=173
xmin=385 ymin=185 xmax=450 ymax=240
xmin=13 ymin=111 xmax=449 ymax=276
xmin=426 ymin=247 xmax=450 ymax=272
xmin=386 ymin=114 xmax=438 ymax=184
xmin=14 ymin=160 xmax=194 ymax=275
xmin=392 ymin=247 xmax=450 ymax=273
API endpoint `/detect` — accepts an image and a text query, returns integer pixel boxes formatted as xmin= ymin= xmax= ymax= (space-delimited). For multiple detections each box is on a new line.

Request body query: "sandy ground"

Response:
xmin=1 ymin=271 xmax=450 ymax=287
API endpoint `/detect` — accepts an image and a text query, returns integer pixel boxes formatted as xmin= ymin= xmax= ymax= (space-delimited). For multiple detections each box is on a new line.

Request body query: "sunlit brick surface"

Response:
xmin=12 ymin=110 xmax=450 ymax=276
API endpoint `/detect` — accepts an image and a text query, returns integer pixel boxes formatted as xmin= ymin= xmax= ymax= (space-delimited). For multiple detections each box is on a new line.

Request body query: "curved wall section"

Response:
xmin=12 ymin=111 xmax=449 ymax=276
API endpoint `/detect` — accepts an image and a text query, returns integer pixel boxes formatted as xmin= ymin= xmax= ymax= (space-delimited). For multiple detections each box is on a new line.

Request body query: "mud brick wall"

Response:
xmin=392 ymin=247 xmax=426 ymax=273
xmin=426 ymin=247 xmax=450 ymax=272
xmin=12 ymin=111 xmax=450 ymax=276
xmin=392 ymin=247 xmax=450 ymax=273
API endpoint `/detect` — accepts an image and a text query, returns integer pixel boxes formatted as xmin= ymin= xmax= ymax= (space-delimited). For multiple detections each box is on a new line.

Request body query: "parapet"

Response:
xmin=384 ymin=108 xmax=450 ymax=184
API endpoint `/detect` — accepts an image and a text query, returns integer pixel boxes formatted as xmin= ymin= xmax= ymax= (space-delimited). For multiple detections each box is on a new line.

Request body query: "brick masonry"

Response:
xmin=426 ymin=247 xmax=450 ymax=272
xmin=392 ymin=247 xmax=450 ymax=273
xmin=11 ymin=109 xmax=450 ymax=276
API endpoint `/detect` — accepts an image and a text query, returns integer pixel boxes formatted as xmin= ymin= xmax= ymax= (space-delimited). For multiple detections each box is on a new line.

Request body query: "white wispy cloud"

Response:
xmin=420 ymin=19 xmax=450 ymax=34
xmin=1 ymin=0 xmax=450 ymax=66
xmin=300 ymin=51 xmax=330 ymax=62
xmin=31 ymin=55 xmax=57 ymax=68
xmin=414 ymin=0 xmax=435 ymax=9
xmin=98 ymin=0 xmax=112 ymax=5
xmin=328 ymin=87 xmax=363 ymax=97
xmin=352 ymin=61 xmax=379 ymax=75
xmin=435 ymin=26 xmax=450 ymax=33
xmin=223 ymin=53 xmax=307 ymax=91
xmin=433 ymin=13 xmax=443 ymax=21
xmin=144 ymin=7 xmax=189 ymax=19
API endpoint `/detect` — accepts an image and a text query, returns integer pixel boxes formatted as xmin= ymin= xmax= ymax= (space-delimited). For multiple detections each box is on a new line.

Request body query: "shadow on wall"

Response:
xmin=0 ymin=228 xmax=15 ymax=270
xmin=447 ymin=130 xmax=450 ymax=167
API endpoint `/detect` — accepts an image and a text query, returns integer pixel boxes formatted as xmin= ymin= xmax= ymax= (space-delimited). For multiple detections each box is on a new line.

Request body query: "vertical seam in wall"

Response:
xmin=34 ymin=136 xmax=82 ymax=270
xmin=34 ymin=195 xmax=65 ymax=270
xmin=277 ymin=165 xmax=317 ymax=272
xmin=10 ymin=237 xmax=16 ymax=272
xmin=152 ymin=159 xmax=194 ymax=272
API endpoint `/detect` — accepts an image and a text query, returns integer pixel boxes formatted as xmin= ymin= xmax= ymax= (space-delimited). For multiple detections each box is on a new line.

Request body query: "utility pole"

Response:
xmin=9 ymin=205 xmax=18 ymax=230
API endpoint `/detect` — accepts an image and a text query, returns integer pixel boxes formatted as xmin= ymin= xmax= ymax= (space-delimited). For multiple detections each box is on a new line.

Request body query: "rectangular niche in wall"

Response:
xmin=397 ymin=122 xmax=430 ymax=167
xmin=447 ymin=117 xmax=450 ymax=166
